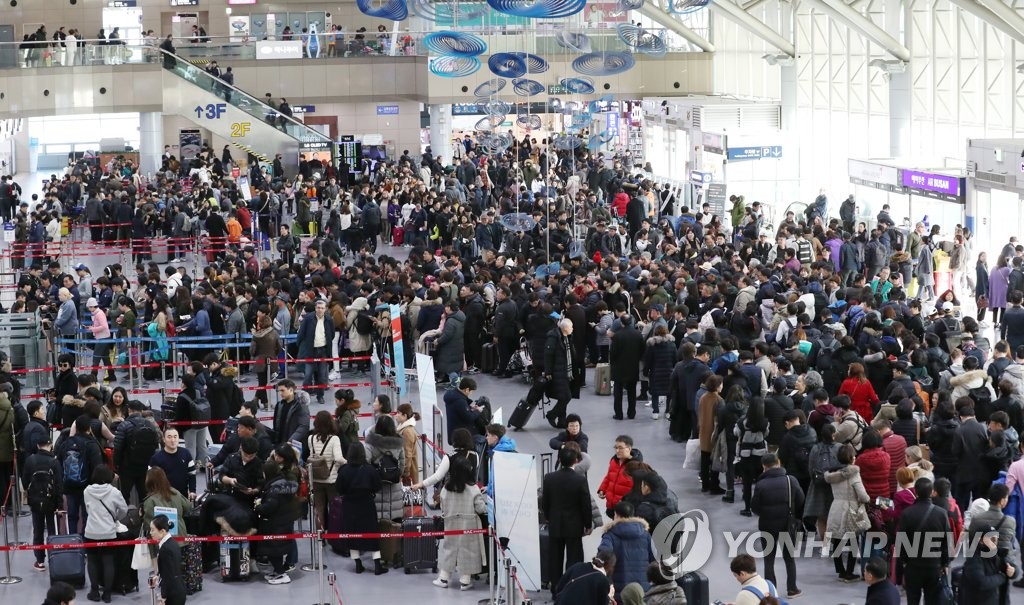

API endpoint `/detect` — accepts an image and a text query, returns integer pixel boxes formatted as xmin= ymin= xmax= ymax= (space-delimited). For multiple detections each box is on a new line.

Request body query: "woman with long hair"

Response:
xmin=102 ymin=386 xmax=129 ymax=430
xmin=989 ymin=254 xmax=1011 ymax=327
xmin=412 ymin=428 xmax=480 ymax=508
xmin=432 ymin=456 xmax=487 ymax=590
xmin=395 ymin=403 xmax=421 ymax=485
xmin=732 ymin=392 xmax=766 ymax=515
xmin=335 ymin=443 xmax=388 ymax=574
xmin=142 ymin=467 xmax=193 ymax=557
xmin=976 ymin=251 xmax=990 ymax=323
xmin=249 ymin=314 xmax=281 ymax=409
xmin=307 ymin=410 xmax=345 ymax=529
xmin=838 ymin=362 xmax=879 ymax=423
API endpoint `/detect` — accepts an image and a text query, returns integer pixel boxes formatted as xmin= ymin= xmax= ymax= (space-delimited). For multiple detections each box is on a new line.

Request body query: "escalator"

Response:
xmin=158 ymin=48 xmax=330 ymax=172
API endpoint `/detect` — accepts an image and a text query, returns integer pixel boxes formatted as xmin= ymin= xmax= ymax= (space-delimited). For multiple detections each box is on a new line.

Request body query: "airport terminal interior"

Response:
xmin=1 ymin=0 xmax=1024 ymax=604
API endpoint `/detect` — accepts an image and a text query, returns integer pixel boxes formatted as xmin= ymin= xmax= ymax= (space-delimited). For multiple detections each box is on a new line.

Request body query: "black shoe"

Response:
xmin=740 ymin=509 xmax=753 ymax=517
xmin=613 ymin=414 xmax=624 ymax=420
xmin=707 ymin=487 xmax=726 ymax=496
xmin=374 ymin=558 xmax=389 ymax=575
xmin=101 ymin=591 xmax=112 ymax=604
xmin=87 ymin=591 xmax=101 ymax=602
xmin=546 ymin=412 xmax=559 ymax=428
xmin=701 ymin=485 xmax=711 ymax=493
xmin=354 ymin=558 xmax=365 ymax=574
xmin=1014 ymin=577 xmax=1024 ymax=588
xmin=722 ymin=492 xmax=735 ymax=503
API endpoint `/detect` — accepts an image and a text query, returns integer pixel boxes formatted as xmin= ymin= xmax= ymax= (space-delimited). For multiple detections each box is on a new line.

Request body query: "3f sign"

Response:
xmin=194 ymin=103 xmax=227 ymax=119
xmin=230 ymin=122 xmax=251 ymax=137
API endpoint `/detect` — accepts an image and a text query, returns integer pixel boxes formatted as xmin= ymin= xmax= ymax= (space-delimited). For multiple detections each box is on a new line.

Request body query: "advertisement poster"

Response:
xmin=178 ymin=129 xmax=202 ymax=161
xmin=153 ymin=506 xmax=180 ymax=536
xmin=390 ymin=304 xmax=406 ymax=397
xmin=584 ymin=3 xmax=628 ymax=27
xmin=416 ymin=353 xmax=438 ymax=448
xmin=492 ymin=452 xmax=541 ymax=591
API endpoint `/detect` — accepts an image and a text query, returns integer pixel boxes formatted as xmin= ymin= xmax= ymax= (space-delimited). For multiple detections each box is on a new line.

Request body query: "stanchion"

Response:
xmin=147 ymin=570 xmax=159 ymax=605
xmin=505 ymin=559 xmax=515 ymax=605
xmin=326 ymin=571 xmax=337 ymax=605
xmin=301 ymin=489 xmax=322 ymax=572
xmin=0 ymin=503 xmax=22 ymax=584
xmin=479 ymin=526 xmax=497 ymax=605
xmin=312 ymin=529 xmax=328 ymax=605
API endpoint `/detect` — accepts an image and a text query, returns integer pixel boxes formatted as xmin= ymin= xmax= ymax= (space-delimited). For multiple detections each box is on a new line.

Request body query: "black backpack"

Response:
xmin=354 ymin=310 xmax=375 ymax=336
xmin=27 ymin=467 xmax=59 ymax=514
xmin=179 ymin=392 xmax=212 ymax=422
xmin=791 ymin=442 xmax=813 ymax=478
xmin=867 ymin=241 xmax=886 ymax=267
xmin=812 ymin=444 xmax=840 ymax=484
xmin=125 ymin=422 xmax=161 ymax=465
xmin=967 ymin=383 xmax=993 ymax=413
xmin=375 ymin=450 xmax=401 ymax=484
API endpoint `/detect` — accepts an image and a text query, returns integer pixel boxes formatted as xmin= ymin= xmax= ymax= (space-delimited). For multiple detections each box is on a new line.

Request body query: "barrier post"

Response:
xmin=326 ymin=571 xmax=337 ymax=605
xmin=313 ymin=529 xmax=328 ymax=605
xmin=301 ymin=486 xmax=322 ymax=572
xmin=505 ymin=559 xmax=514 ymax=605
xmin=0 ymin=494 xmax=22 ymax=584
xmin=478 ymin=526 xmax=496 ymax=605
xmin=12 ymin=452 xmax=28 ymax=519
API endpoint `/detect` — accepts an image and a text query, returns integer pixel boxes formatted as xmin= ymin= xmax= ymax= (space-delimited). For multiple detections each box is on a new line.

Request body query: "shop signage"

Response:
xmin=848 ymin=159 xmax=898 ymax=187
xmin=690 ymin=171 xmax=712 ymax=185
xmin=107 ymin=0 xmax=137 ymax=6
xmin=255 ymin=40 xmax=302 ymax=60
xmin=726 ymin=145 xmax=782 ymax=161
xmin=702 ymin=132 xmax=725 ymax=155
xmin=300 ymin=141 xmax=331 ymax=151
xmin=706 ymin=182 xmax=727 ymax=218
xmin=606 ymin=113 xmax=619 ymax=137
xmin=548 ymin=84 xmax=568 ymax=95
xmin=170 ymin=0 xmax=199 ymax=5
xmin=376 ymin=105 xmax=400 ymax=116
xmin=901 ymin=169 xmax=962 ymax=198
xmin=291 ymin=105 xmax=316 ymax=114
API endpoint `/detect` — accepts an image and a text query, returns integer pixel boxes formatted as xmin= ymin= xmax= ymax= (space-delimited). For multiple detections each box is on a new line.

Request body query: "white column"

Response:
xmin=780 ymin=63 xmax=797 ymax=132
xmin=888 ymin=70 xmax=911 ymax=158
xmin=139 ymin=111 xmax=163 ymax=177
xmin=428 ymin=104 xmax=453 ymax=167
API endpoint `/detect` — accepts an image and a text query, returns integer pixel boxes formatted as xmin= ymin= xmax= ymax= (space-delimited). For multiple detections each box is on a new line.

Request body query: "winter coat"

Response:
xmin=443 ymin=388 xmax=482 ymax=442
xmin=839 ymin=377 xmax=879 ymax=424
xmin=751 ymin=467 xmax=805 ymax=533
xmin=950 ymin=369 xmax=995 ymax=404
xmin=543 ymin=328 xmax=575 ymax=402
xmin=882 ymin=432 xmax=907 ymax=496
xmin=643 ymin=335 xmax=676 ymax=397
xmin=307 ymin=433 xmax=345 ymax=485
xmin=142 ymin=489 xmax=193 ymax=537
xmin=334 ymin=462 xmax=382 ymax=552
xmin=297 ymin=312 xmax=335 ymax=358
xmin=249 ymin=326 xmax=281 ymax=374
xmin=206 ymin=366 xmax=238 ymax=426
xmin=855 ymin=446 xmax=892 ymax=501
xmin=599 ymin=516 xmax=653 ymax=595
xmin=83 ymin=483 xmax=129 ymax=540
xmin=626 ymin=471 xmax=679 ymax=532
xmin=990 ymin=266 xmax=1011 ymax=309
xmin=610 ymin=325 xmax=645 ymax=382
xmin=598 ymin=451 xmax=642 ymax=512
xmin=397 ymin=418 xmax=419 ymax=483
xmin=804 ymin=442 xmax=840 ymax=517
xmin=825 ymin=464 xmax=870 ymax=536
xmin=434 ymin=310 xmax=466 ymax=375
xmin=698 ymin=392 xmax=723 ymax=453
xmin=365 ymin=430 xmax=406 ymax=520
xmin=778 ymin=424 xmax=818 ymax=482
xmin=0 ymin=394 xmax=13 ymax=463
xmin=961 ymin=547 xmax=1008 ymax=605
xmin=763 ymin=394 xmax=795 ymax=446
xmin=644 ymin=582 xmax=687 ymax=605
xmin=926 ymin=418 xmax=961 ymax=479
xmin=346 ymin=296 xmax=373 ymax=352
xmin=437 ymin=484 xmax=487 ymax=576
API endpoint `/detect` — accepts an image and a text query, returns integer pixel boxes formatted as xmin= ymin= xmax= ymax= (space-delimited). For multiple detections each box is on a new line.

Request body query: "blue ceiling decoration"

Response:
xmin=616 ymin=23 xmax=667 ymax=57
xmin=475 ymin=115 xmax=506 ymax=131
xmin=516 ymin=114 xmax=543 ymax=129
xmin=572 ymin=51 xmax=636 ymax=76
xmin=487 ymin=0 xmax=586 ymax=18
xmin=474 ymin=78 xmax=507 ymax=97
xmin=618 ymin=0 xmax=645 ymax=10
xmin=488 ymin=53 xmax=528 ymax=78
xmin=551 ymin=133 xmax=584 ymax=149
xmin=428 ymin=55 xmax=482 ymax=77
xmin=560 ymin=77 xmax=595 ymax=94
xmin=356 ymin=0 xmax=409 ymax=20
xmin=479 ymin=99 xmax=512 ymax=116
xmin=512 ymin=78 xmax=545 ymax=96
xmin=423 ymin=30 xmax=487 ymax=56
xmin=555 ymin=30 xmax=592 ymax=53
xmin=668 ymin=0 xmax=709 ymax=13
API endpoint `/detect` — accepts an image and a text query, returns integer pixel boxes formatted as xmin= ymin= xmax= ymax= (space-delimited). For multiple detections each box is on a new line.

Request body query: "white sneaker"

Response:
xmin=267 ymin=573 xmax=292 ymax=585
xmin=644 ymin=401 xmax=652 ymax=407
xmin=329 ymin=370 xmax=340 ymax=381
xmin=652 ymin=413 xmax=660 ymax=420
xmin=432 ymin=578 xmax=449 ymax=588
xmin=459 ymin=581 xmax=473 ymax=591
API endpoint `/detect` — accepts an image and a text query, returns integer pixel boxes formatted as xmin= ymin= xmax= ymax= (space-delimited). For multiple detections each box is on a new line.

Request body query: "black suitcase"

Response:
xmin=402 ymin=516 xmax=441 ymax=574
xmin=539 ymin=523 xmax=550 ymax=589
xmin=507 ymin=398 xmax=538 ymax=430
xmin=480 ymin=343 xmax=496 ymax=373
xmin=112 ymin=532 xmax=139 ymax=595
xmin=220 ymin=538 xmax=251 ymax=581
xmin=48 ymin=534 xmax=87 ymax=588
xmin=677 ymin=570 xmax=710 ymax=605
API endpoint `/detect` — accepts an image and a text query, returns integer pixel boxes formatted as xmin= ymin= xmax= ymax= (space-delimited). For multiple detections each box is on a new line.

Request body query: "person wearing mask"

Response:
xmin=148 ymin=427 xmax=196 ymax=500
xmin=751 ymin=452 xmax=804 ymax=598
xmin=598 ymin=501 xmax=653 ymax=598
xmin=272 ymin=380 xmax=310 ymax=448
xmin=541 ymin=446 xmax=594 ymax=597
xmin=335 ymin=443 xmax=388 ymax=575
xmin=432 ymin=456 xmax=487 ymax=591
xmin=897 ymin=477 xmax=952 ymax=605
xmin=83 ymin=465 xmax=128 ymax=603
xmin=150 ymin=514 xmax=186 ymax=605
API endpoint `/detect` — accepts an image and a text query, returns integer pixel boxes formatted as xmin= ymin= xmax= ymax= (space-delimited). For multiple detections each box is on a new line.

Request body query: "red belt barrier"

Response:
xmin=0 ymin=528 xmax=486 ymax=552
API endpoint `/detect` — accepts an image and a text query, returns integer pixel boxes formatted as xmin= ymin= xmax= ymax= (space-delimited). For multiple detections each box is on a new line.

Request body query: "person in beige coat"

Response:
xmin=307 ymin=410 xmax=345 ymax=529
xmin=346 ymin=293 xmax=373 ymax=368
xmin=824 ymin=444 xmax=871 ymax=582
xmin=396 ymin=404 xmax=421 ymax=484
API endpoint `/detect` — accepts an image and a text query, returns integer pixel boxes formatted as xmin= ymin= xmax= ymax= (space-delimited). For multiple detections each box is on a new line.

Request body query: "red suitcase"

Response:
xmin=392 ymin=226 xmax=404 ymax=246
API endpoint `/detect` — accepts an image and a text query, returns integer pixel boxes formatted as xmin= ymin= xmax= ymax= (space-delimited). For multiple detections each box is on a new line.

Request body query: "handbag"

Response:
xmin=786 ymin=478 xmax=803 ymax=536
xmin=130 ymin=526 xmax=152 ymax=571
xmin=710 ymin=429 xmax=728 ymax=473
xmin=937 ymin=569 xmax=955 ymax=605
xmin=102 ymin=501 xmax=129 ymax=535
xmin=846 ymin=501 xmax=871 ymax=532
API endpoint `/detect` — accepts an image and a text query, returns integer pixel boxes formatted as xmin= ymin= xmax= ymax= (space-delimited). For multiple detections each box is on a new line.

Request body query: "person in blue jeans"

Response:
xmin=297 ymin=299 xmax=334 ymax=406
xmin=55 ymin=416 xmax=103 ymax=534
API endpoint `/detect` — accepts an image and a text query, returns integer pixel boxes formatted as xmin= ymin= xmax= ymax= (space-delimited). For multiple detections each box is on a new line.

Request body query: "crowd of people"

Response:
xmin=1 ymin=129 xmax=1024 ymax=605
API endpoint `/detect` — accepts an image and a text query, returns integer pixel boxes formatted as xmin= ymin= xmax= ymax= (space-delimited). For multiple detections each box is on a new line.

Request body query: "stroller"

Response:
xmin=505 ymin=337 xmax=533 ymax=384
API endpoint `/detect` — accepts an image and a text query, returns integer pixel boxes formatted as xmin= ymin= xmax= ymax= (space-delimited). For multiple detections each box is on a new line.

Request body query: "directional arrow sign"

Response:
xmin=194 ymin=105 xmax=204 ymax=118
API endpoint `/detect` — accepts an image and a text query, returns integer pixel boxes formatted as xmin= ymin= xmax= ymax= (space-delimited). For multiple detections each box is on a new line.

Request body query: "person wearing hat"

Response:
xmin=74 ymin=264 xmax=92 ymax=302
xmin=85 ymin=297 xmax=115 ymax=383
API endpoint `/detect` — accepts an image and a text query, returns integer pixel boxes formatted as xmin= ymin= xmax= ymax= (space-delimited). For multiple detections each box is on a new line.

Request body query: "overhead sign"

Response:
xmin=702 ymin=132 xmax=725 ymax=155
xmin=107 ymin=0 xmax=137 ymax=6
xmin=255 ymin=40 xmax=302 ymax=60
xmin=848 ymin=159 xmax=899 ymax=187
xmin=726 ymin=145 xmax=782 ymax=161
xmin=291 ymin=105 xmax=316 ymax=114
xmin=195 ymin=103 xmax=227 ymax=120
xmin=905 ymin=169 xmax=958 ymax=198
xmin=706 ymin=182 xmax=727 ymax=218
xmin=690 ymin=171 xmax=712 ymax=185
xmin=170 ymin=0 xmax=199 ymax=5
xmin=376 ymin=105 xmax=400 ymax=116
xmin=548 ymin=84 xmax=568 ymax=95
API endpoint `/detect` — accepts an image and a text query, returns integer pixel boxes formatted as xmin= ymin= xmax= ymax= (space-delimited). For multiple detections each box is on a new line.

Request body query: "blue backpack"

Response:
xmin=992 ymin=471 xmax=1024 ymax=541
xmin=742 ymin=580 xmax=789 ymax=605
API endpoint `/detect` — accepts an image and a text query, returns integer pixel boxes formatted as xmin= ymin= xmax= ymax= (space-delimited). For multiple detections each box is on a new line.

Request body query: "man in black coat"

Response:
xmin=492 ymin=287 xmax=520 ymax=377
xmin=460 ymin=285 xmax=487 ymax=373
xmin=897 ymin=478 xmax=951 ymax=605
xmin=777 ymin=410 xmax=818 ymax=497
xmin=751 ymin=453 xmax=805 ymax=597
xmin=1001 ymin=290 xmax=1024 ymax=352
xmin=669 ymin=343 xmax=711 ymax=441
xmin=543 ymin=319 xmax=577 ymax=429
xmin=951 ymin=401 xmax=992 ymax=511
xmin=541 ymin=447 xmax=593 ymax=599
xmin=609 ymin=316 xmax=645 ymax=420
xmin=443 ymin=378 xmax=483 ymax=444
xmin=562 ymin=293 xmax=588 ymax=387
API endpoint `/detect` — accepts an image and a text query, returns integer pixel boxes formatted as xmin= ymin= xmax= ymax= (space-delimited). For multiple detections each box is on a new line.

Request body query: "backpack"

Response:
xmin=812 ymin=444 xmax=841 ymax=484
xmin=125 ymin=421 xmax=161 ymax=466
xmin=27 ymin=467 xmax=59 ymax=514
xmin=791 ymin=442 xmax=813 ymax=478
xmin=180 ymin=213 xmax=193 ymax=232
xmin=354 ymin=310 xmax=375 ymax=336
xmin=179 ymin=392 xmax=212 ymax=422
xmin=742 ymin=580 xmax=789 ymax=605
xmin=967 ymin=383 xmax=993 ymax=416
xmin=942 ymin=316 xmax=964 ymax=351
xmin=840 ymin=413 xmax=869 ymax=452
xmin=308 ymin=436 xmax=334 ymax=482
xmin=61 ymin=437 xmax=90 ymax=489
xmin=867 ymin=241 xmax=886 ymax=267
xmin=375 ymin=450 xmax=401 ymax=484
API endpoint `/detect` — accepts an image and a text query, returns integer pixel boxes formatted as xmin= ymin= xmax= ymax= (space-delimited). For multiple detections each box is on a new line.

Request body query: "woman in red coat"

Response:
xmin=854 ymin=429 xmax=891 ymax=502
xmin=838 ymin=362 xmax=879 ymax=423
xmin=598 ymin=435 xmax=643 ymax=518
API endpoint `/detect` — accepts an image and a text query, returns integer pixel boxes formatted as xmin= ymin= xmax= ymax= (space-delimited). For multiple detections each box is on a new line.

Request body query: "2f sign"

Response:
xmin=194 ymin=103 xmax=227 ymax=119
xmin=230 ymin=122 xmax=251 ymax=138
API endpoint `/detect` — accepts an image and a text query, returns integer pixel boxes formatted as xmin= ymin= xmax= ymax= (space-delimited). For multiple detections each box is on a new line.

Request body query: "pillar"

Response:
xmin=888 ymin=70 xmax=911 ymax=158
xmin=428 ymin=104 xmax=453 ymax=167
xmin=139 ymin=111 xmax=163 ymax=177
xmin=780 ymin=63 xmax=797 ymax=133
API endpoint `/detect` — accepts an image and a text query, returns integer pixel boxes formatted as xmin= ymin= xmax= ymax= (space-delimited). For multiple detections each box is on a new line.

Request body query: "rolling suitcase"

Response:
xmin=507 ymin=398 xmax=538 ymax=430
xmin=677 ymin=570 xmax=710 ymax=605
xmin=378 ymin=518 xmax=402 ymax=568
xmin=220 ymin=537 xmax=251 ymax=581
xmin=401 ymin=516 xmax=441 ymax=574
xmin=48 ymin=534 xmax=87 ymax=588
xmin=327 ymin=496 xmax=346 ymax=554
xmin=392 ymin=226 xmax=404 ymax=246
xmin=480 ymin=342 xmax=497 ymax=374
xmin=594 ymin=363 xmax=611 ymax=395
xmin=182 ymin=542 xmax=204 ymax=593
xmin=539 ymin=523 xmax=550 ymax=589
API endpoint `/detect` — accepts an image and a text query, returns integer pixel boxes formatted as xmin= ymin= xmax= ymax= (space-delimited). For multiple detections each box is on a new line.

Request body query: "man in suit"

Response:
xmin=151 ymin=514 xmax=187 ymax=605
xmin=896 ymin=478 xmax=951 ymax=605
xmin=541 ymin=446 xmax=594 ymax=600
xmin=609 ymin=316 xmax=645 ymax=420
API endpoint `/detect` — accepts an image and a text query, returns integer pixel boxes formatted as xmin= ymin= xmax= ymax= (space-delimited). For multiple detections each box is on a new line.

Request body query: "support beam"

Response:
xmin=711 ymin=0 xmax=795 ymax=57
xmin=638 ymin=3 xmax=715 ymax=52
xmin=974 ymin=0 xmax=1024 ymax=45
xmin=806 ymin=0 xmax=911 ymax=62
xmin=946 ymin=0 xmax=1024 ymax=46
xmin=740 ymin=0 xmax=769 ymax=11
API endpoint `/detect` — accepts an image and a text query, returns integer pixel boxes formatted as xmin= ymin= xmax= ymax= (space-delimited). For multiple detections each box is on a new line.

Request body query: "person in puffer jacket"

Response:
xmin=364 ymin=415 xmax=406 ymax=521
xmin=598 ymin=501 xmax=653 ymax=597
xmin=597 ymin=435 xmax=643 ymax=517
xmin=854 ymin=429 xmax=892 ymax=502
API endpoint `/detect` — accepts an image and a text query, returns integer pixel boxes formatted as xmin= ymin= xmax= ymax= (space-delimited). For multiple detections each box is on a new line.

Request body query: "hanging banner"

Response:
xmin=416 ymin=353 xmax=438 ymax=448
xmin=390 ymin=304 xmax=406 ymax=397
xmin=492 ymin=451 xmax=542 ymax=591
